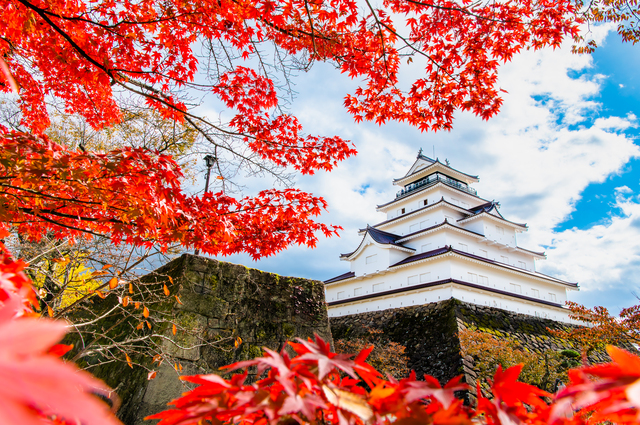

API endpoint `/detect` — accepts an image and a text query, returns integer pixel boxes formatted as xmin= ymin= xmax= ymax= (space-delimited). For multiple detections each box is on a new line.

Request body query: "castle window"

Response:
xmin=420 ymin=220 xmax=429 ymax=229
xmin=458 ymin=243 xmax=468 ymax=252
xmin=532 ymin=289 xmax=539 ymax=298
xmin=366 ymin=254 xmax=377 ymax=264
xmin=518 ymin=261 xmax=526 ymax=269
xmin=548 ymin=293 xmax=557 ymax=302
xmin=501 ymin=255 xmax=509 ymax=264
xmin=337 ymin=291 xmax=345 ymax=300
xmin=509 ymin=283 xmax=522 ymax=294
xmin=354 ymin=287 xmax=363 ymax=296
xmin=420 ymin=272 xmax=431 ymax=283
xmin=496 ymin=226 xmax=504 ymax=235
xmin=479 ymin=275 xmax=489 ymax=285
xmin=423 ymin=199 xmax=428 ymax=206
xmin=372 ymin=282 xmax=384 ymax=292
xmin=398 ymin=208 xmax=405 ymax=215
xmin=421 ymin=243 xmax=432 ymax=253
xmin=468 ymin=272 xmax=478 ymax=283
xmin=479 ymin=249 xmax=488 ymax=258
xmin=408 ymin=275 xmax=419 ymax=285
xmin=410 ymin=223 xmax=420 ymax=233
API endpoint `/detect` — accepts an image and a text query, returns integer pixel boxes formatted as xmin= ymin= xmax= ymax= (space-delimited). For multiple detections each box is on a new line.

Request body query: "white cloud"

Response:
xmin=218 ymin=26 xmax=640 ymax=313
xmin=594 ymin=114 xmax=638 ymax=130
xmin=539 ymin=193 xmax=640 ymax=301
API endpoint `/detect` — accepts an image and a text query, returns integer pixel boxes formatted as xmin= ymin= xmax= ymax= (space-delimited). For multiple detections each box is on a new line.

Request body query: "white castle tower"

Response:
xmin=324 ymin=151 xmax=578 ymax=323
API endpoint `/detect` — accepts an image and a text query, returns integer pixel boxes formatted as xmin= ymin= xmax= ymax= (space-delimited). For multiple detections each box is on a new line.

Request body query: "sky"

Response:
xmin=208 ymin=24 xmax=640 ymax=315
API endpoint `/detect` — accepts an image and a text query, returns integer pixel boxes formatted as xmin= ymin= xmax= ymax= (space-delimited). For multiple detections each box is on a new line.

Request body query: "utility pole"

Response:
xmin=195 ymin=155 xmax=217 ymax=256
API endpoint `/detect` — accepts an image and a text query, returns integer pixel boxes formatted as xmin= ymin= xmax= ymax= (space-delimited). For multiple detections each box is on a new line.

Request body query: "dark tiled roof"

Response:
xmin=324 ymin=271 xmax=355 ymax=284
xmin=394 ymin=158 xmax=479 ymax=182
xmin=469 ymin=201 xmax=499 ymax=214
xmin=390 ymin=246 xmax=577 ymax=287
xmin=366 ymin=226 xmax=403 ymax=245
xmin=377 ymin=179 xmax=486 ymax=209
xmin=397 ymin=220 xmax=485 ymax=241
xmin=340 ymin=226 xmax=414 ymax=258
xmin=390 ymin=246 xmax=451 ymax=267
xmin=373 ymin=198 xmax=470 ymax=228
xmin=458 ymin=210 xmax=526 ymax=229
xmin=326 ymin=278 xmax=564 ymax=309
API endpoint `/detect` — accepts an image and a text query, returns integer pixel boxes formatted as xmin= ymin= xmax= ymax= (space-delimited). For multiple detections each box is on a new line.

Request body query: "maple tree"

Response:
xmin=1 ymin=0 xmax=582 ymax=259
xmin=573 ymin=0 xmax=640 ymax=53
xmin=460 ymin=327 xmax=581 ymax=393
xmin=552 ymin=300 xmax=640 ymax=354
xmin=334 ymin=327 xmax=410 ymax=380
xmin=0 ymin=230 xmax=121 ymax=425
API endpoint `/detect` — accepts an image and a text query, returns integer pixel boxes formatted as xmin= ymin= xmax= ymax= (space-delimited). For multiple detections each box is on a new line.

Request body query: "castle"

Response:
xmin=324 ymin=152 xmax=579 ymax=323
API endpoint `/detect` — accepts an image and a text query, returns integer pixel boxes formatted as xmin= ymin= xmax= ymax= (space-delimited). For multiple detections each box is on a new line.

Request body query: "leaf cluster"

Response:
xmin=6 ymin=245 xmax=640 ymax=425
xmin=334 ymin=327 xmax=410 ymax=380
xmin=460 ymin=328 xmax=572 ymax=392
xmin=552 ymin=301 xmax=640 ymax=354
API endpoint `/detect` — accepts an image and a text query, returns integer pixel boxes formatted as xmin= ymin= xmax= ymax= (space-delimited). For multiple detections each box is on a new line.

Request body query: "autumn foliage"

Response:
xmin=0 ymin=0 xmax=584 ymax=259
xmin=4 ymin=242 xmax=640 ymax=425
xmin=0 ymin=230 xmax=120 ymax=425
xmin=552 ymin=301 xmax=640 ymax=354
xmin=149 ymin=335 xmax=640 ymax=425
xmin=0 ymin=132 xmax=340 ymax=258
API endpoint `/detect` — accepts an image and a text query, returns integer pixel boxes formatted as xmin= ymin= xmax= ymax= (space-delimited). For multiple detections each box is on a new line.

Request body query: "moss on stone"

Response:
xmin=65 ymin=254 xmax=332 ymax=425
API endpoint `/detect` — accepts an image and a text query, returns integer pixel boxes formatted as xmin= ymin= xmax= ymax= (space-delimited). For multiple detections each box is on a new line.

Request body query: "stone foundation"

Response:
xmin=330 ymin=299 xmax=609 ymax=403
xmin=65 ymin=254 xmax=332 ymax=425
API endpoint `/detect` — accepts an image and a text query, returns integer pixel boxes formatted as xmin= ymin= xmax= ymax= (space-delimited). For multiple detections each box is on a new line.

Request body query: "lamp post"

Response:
xmin=195 ymin=155 xmax=217 ymax=256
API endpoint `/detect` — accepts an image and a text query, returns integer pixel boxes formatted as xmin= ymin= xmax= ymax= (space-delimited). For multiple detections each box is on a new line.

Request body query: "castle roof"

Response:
xmin=390 ymin=246 xmax=576 ymax=287
xmin=324 ymin=271 xmax=355 ymax=284
xmin=340 ymin=226 xmax=415 ymax=259
xmin=394 ymin=157 xmax=479 ymax=186
xmin=457 ymin=210 xmax=527 ymax=230
xmin=468 ymin=201 xmax=501 ymax=215
xmin=377 ymin=181 xmax=485 ymax=211
xmin=326 ymin=278 xmax=565 ymax=309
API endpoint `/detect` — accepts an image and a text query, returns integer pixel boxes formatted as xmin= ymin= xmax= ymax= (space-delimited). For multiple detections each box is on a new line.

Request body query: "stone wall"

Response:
xmin=330 ymin=299 xmax=463 ymax=385
xmin=330 ymin=299 xmax=608 ymax=403
xmin=65 ymin=254 xmax=332 ymax=425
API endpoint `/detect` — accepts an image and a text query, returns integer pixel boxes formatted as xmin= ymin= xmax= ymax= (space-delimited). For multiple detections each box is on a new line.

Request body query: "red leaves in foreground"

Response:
xmin=151 ymin=335 xmax=640 ymax=425
xmin=148 ymin=334 xmax=470 ymax=425
xmin=4 ymin=241 xmax=640 ymax=425
xmin=0 ymin=240 xmax=121 ymax=425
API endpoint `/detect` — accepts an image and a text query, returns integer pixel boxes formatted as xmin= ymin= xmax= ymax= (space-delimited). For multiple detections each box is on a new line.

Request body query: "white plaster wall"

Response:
xmin=327 ymin=284 xmax=575 ymax=323
xmin=350 ymin=244 xmax=390 ymax=276
xmin=326 ymin=257 xmax=452 ymax=302
xmin=460 ymin=219 xmax=485 ymax=235
xmin=481 ymin=219 xmax=518 ymax=247
xmin=328 ymin=285 xmax=454 ymax=316
xmin=399 ymin=227 xmax=536 ymax=271
xmin=382 ymin=208 xmax=447 ymax=235
xmin=389 ymin=248 xmax=412 ymax=266
xmin=402 ymin=231 xmax=449 ymax=253
xmin=383 ymin=184 xmax=485 ymax=220
xmin=447 ymin=258 xmax=568 ymax=304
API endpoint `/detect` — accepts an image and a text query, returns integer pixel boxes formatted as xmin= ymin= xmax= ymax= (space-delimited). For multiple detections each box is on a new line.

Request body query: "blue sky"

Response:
xmin=209 ymin=25 xmax=640 ymax=315
xmin=557 ymin=35 xmax=640 ymax=232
